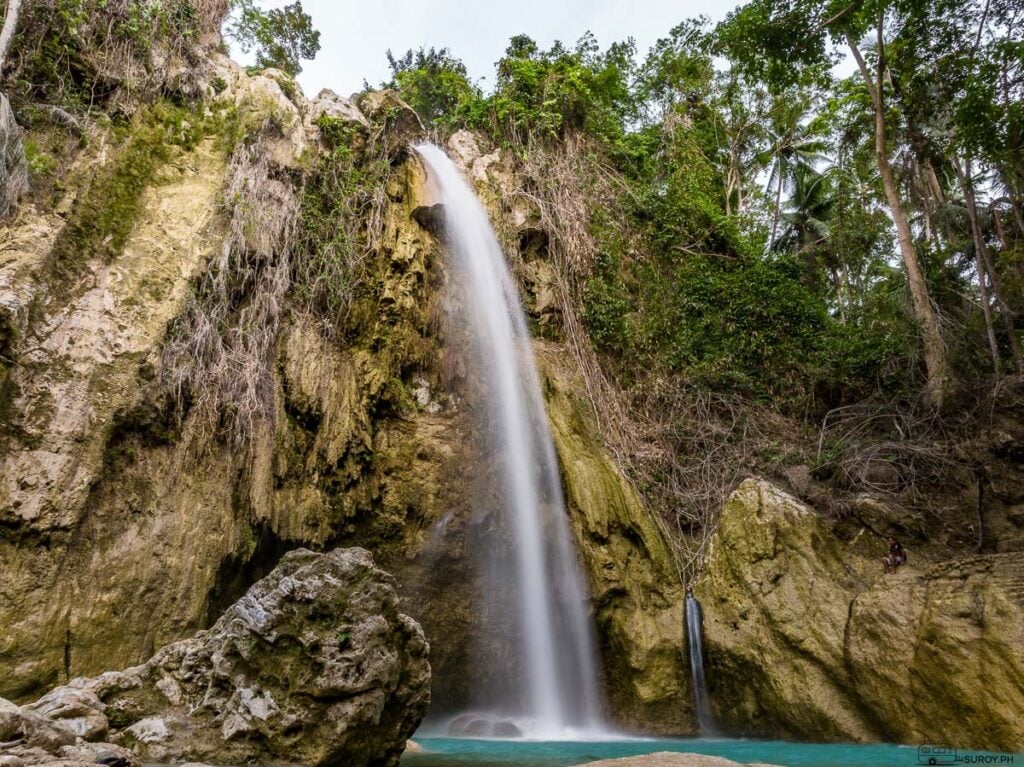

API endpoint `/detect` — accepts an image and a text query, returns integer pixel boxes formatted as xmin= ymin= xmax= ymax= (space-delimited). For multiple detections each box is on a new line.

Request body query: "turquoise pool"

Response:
xmin=401 ymin=737 xmax=1020 ymax=767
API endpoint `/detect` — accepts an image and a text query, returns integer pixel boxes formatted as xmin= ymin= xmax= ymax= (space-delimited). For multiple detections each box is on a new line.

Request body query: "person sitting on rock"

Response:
xmin=882 ymin=536 xmax=907 ymax=573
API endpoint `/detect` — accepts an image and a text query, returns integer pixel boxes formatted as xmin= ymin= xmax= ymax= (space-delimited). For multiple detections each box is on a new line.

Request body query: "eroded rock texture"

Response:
xmin=696 ymin=478 xmax=1024 ymax=752
xmin=2 ymin=548 xmax=429 ymax=767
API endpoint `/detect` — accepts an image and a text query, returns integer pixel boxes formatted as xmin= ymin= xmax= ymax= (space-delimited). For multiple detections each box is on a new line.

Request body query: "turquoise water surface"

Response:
xmin=401 ymin=737 xmax=1020 ymax=767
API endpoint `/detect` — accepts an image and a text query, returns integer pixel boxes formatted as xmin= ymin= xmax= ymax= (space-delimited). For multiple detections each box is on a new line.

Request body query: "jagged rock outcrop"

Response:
xmin=0 ymin=696 xmax=140 ymax=767
xmin=3 ymin=548 xmax=430 ymax=767
xmin=695 ymin=478 xmax=1024 ymax=752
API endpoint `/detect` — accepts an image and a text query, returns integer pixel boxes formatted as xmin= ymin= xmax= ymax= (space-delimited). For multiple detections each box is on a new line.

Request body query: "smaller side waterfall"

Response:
xmin=685 ymin=590 xmax=715 ymax=734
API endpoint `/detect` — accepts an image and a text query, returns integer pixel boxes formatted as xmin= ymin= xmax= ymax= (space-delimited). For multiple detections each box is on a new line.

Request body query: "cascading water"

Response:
xmin=415 ymin=143 xmax=605 ymax=738
xmin=685 ymin=590 xmax=715 ymax=734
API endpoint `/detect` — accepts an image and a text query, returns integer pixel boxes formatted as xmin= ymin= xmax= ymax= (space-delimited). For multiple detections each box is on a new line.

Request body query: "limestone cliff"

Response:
xmin=695 ymin=478 xmax=1024 ymax=752
xmin=0 ymin=52 xmax=689 ymax=733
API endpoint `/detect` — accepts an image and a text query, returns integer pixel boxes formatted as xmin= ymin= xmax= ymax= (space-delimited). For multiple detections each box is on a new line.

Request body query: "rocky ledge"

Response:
xmin=579 ymin=755 xmax=780 ymax=767
xmin=695 ymin=478 xmax=1024 ymax=752
xmin=0 ymin=548 xmax=430 ymax=767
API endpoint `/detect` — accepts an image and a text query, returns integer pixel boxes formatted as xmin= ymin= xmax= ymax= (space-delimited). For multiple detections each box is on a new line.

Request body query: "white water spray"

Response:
xmin=415 ymin=143 xmax=605 ymax=737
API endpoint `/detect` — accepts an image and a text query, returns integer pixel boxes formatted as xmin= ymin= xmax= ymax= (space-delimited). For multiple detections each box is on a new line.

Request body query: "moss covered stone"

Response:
xmin=540 ymin=344 xmax=691 ymax=733
xmin=695 ymin=478 xmax=1024 ymax=751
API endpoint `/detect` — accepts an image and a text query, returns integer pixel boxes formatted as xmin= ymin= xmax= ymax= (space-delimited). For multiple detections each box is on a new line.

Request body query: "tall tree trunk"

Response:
xmin=849 ymin=26 xmax=949 ymax=405
xmin=956 ymin=156 xmax=1024 ymax=370
xmin=991 ymin=202 xmax=1010 ymax=250
xmin=725 ymin=161 xmax=736 ymax=216
xmin=769 ymin=160 xmax=784 ymax=249
xmin=974 ymin=245 xmax=1004 ymax=376
xmin=0 ymin=0 xmax=22 ymax=71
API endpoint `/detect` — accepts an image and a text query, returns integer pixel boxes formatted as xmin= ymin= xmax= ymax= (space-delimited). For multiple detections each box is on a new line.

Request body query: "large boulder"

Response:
xmin=11 ymin=548 xmax=430 ymax=767
xmin=694 ymin=478 xmax=1024 ymax=752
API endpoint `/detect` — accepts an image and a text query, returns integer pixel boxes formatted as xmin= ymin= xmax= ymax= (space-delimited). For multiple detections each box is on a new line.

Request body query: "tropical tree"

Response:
xmin=719 ymin=0 xmax=952 ymax=406
xmin=227 ymin=0 xmax=320 ymax=76
xmin=773 ymin=164 xmax=834 ymax=284
xmin=763 ymin=92 xmax=828 ymax=250
xmin=383 ymin=47 xmax=482 ymax=125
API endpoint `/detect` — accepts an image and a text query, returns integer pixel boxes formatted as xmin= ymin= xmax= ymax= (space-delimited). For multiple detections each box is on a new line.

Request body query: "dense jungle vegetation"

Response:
xmin=384 ymin=0 xmax=1024 ymax=415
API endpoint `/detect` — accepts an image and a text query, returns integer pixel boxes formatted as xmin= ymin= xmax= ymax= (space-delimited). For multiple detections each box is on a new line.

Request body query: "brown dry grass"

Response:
xmin=504 ymin=132 xmax=797 ymax=582
xmin=161 ymin=118 xmax=300 ymax=447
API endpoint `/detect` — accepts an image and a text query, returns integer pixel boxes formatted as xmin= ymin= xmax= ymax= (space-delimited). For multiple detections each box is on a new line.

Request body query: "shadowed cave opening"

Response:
xmin=203 ymin=522 xmax=296 ymax=626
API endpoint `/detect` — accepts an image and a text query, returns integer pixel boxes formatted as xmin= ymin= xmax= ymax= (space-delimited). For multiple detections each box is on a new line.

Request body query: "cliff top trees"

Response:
xmin=226 ymin=0 xmax=320 ymax=76
xmin=383 ymin=47 xmax=482 ymax=126
xmin=372 ymin=6 xmax=1019 ymax=411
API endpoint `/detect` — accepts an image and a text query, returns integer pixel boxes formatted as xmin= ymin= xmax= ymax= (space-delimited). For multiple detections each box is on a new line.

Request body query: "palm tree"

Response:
xmin=774 ymin=166 xmax=833 ymax=247
xmin=773 ymin=165 xmax=834 ymax=289
xmin=763 ymin=96 xmax=829 ymax=250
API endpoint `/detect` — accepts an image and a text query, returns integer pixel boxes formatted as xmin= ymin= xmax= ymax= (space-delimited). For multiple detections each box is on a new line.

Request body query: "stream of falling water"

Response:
xmin=415 ymin=144 xmax=605 ymax=738
xmin=686 ymin=591 xmax=715 ymax=734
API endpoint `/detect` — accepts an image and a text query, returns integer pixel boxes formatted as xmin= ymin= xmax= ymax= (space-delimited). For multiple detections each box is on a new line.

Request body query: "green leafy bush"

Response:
xmin=383 ymin=48 xmax=485 ymax=126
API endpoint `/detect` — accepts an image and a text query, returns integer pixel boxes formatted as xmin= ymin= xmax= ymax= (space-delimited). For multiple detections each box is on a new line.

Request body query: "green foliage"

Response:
xmin=635 ymin=18 xmax=716 ymax=118
xmin=644 ymin=254 xmax=828 ymax=400
xmin=487 ymin=33 xmax=638 ymax=142
xmin=293 ymin=116 xmax=389 ymax=328
xmin=5 ymin=0 xmax=201 ymax=106
xmin=383 ymin=47 xmax=484 ymax=126
xmin=227 ymin=0 xmax=320 ymax=76
xmin=583 ymin=251 xmax=631 ymax=353
xmin=716 ymin=0 xmax=854 ymax=93
xmin=43 ymin=101 xmax=210 ymax=291
xmin=23 ymin=139 xmax=59 ymax=178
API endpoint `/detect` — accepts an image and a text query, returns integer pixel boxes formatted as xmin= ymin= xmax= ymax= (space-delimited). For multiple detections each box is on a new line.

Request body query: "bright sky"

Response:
xmin=279 ymin=0 xmax=745 ymax=99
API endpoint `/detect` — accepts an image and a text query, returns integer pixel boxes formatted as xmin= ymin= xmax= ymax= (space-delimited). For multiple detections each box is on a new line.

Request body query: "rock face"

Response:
xmin=0 ymin=696 xmax=139 ymax=767
xmin=695 ymin=478 xmax=1024 ymax=752
xmin=5 ymin=548 xmax=429 ymax=767
xmin=540 ymin=345 xmax=689 ymax=732
xmin=0 ymin=46 xmax=687 ymax=738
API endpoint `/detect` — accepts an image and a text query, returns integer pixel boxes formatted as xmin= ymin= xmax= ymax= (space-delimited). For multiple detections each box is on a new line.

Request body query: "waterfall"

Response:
xmin=414 ymin=144 xmax=605 ymax=738
xmin=685 ymin=591 xmax=715 ymax=734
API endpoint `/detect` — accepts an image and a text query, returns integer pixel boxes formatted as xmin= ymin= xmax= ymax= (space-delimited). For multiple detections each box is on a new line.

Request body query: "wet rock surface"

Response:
xmin=2 ymin=548 xmax=430 ymax=767
xmin=579 ymin=755 xmax=781 ymax=767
